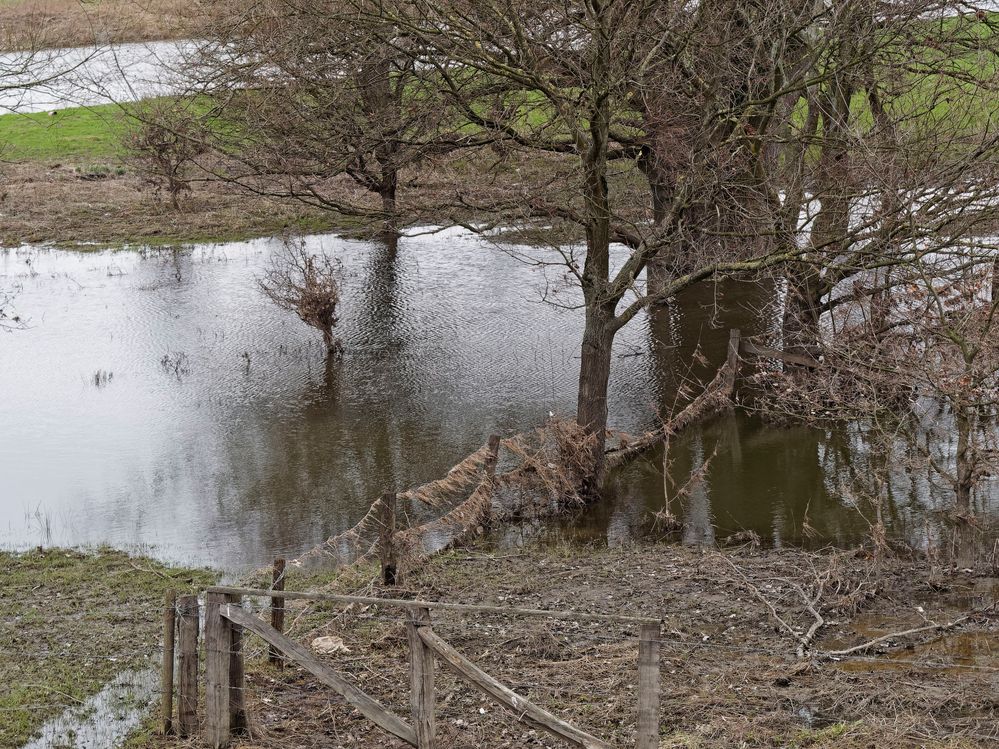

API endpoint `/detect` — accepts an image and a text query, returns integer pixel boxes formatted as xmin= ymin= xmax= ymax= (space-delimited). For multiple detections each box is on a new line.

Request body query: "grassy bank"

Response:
xmin=0 ymin=547 xmax=216 ymax=747
xmin=132 ymin=541 xmax=999 ymax=749
xmin=0 ymin=104 xmax=126 ymax=161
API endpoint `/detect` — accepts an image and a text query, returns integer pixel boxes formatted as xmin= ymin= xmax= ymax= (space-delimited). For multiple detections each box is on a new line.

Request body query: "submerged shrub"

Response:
xmin=258 ymin=239 xmax=343 ymax=356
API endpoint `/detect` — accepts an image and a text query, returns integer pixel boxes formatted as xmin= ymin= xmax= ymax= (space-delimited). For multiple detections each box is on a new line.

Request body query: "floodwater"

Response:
xmin=0 ymin=229 xmax=994 ymax=571
xmin=21 ymin=668 xmax=158 ymax=749
xmin=0 ymin=40 xmax=189 ymax=114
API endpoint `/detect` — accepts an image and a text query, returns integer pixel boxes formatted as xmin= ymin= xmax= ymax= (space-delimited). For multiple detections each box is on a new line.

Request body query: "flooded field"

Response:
xmin=0 ymin=40 xmax=189 ymax=114
xmin=0 ymin=229 xmax=992 ymax=571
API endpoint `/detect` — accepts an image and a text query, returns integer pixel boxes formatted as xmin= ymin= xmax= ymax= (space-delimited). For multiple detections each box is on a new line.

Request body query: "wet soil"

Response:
xmin=0 ymin=161 xmax=345 ymax=248
xmin=0 ymin=547 xmax=215 ymax=747
xmin=152 ymin=542 xmax=999 ymax=749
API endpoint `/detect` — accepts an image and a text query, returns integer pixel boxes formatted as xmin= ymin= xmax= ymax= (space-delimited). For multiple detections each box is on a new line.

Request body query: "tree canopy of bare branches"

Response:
xmin=183 ymin=0 xmax=999 ymax=489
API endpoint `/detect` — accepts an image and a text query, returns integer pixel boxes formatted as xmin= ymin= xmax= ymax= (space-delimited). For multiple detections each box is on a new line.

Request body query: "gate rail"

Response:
xmin=194 ymin=586 xmax=662 ymax=749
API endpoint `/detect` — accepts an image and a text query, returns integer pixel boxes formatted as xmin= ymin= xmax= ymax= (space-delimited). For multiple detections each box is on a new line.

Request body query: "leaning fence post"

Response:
xmin=176 ymin=594 xmax=200 ymax=737
xmin=205 ymin=591 xmax=232 ymax=748
xmin=269 ymin=558 xmax=286 ymax=667
xmin=379 ymin=492 xmax=398 ymax=586
xmin=407 ymin=606 xmax=435 ymax=749
xmin=637 ymin=621 xmax=661 ymax=749
xmin=485 ymin=434 xmax=501 ymax=480
xmin=161 ymin=590 xmax=177 ymax=735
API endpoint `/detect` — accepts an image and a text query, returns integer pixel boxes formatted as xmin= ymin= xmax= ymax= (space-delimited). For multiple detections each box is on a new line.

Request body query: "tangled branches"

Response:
xmin=501 ymin=417 xmax=600 ymax=511
xmin=259 ymin=240 xmax=343 ymax=356
xmin=124 ymin=98 xmax=207 ymax=211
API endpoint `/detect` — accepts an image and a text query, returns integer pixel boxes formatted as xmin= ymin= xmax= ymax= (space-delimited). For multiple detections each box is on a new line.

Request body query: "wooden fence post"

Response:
xmin=205 ymin=591 xmax=232 ymax=748
xmin=407 ymin=606 xmax=435 ymax=749
xmin=176 ymin=594 xmax=200 ymax=737
xmin=227 ymin=593 xmax=248 ymax=735
xmin=160 ymin=590 xmax=177 ymax=735
xmin=725 ymin=328 xmax=741 ymax=390
xmin=379 ymin=492 xmax=397 ymax=586
xmin=637 ymin=621 xmax=661 ymax=749
xmin=269 ymin=558 xmax=286 ymax=667
xmin=485 ymin=434 xmax=501 ymax=480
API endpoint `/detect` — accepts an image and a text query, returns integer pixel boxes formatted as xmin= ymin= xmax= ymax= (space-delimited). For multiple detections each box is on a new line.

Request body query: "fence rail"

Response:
xmin=157 ymin=580 xmax=662 ymax=749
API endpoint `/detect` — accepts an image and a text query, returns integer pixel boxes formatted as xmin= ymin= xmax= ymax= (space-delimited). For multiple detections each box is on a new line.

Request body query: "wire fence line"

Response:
xmin=12 ymin=596 xmax=996 ymax=675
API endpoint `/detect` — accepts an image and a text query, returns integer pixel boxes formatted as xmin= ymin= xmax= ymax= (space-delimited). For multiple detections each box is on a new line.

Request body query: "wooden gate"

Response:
xmin=201 ymin=586 xmax=662 ymax=749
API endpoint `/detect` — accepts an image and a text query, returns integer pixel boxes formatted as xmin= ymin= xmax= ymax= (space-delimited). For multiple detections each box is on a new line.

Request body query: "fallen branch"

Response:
xmin=719 ymin=554 xmax=831 ymax=659
xmin=791 ymin=579 xmax=827 ymax=659
xmin=718 ymin=555 xmax=805 ymax=652
xmin=605 ymin=353 xmax=739 ymax=469
xmin=817 ymin=602 xmax=997 ymax=658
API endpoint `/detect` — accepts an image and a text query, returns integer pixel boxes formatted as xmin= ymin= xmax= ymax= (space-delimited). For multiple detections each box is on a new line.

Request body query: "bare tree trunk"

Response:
xmin=379 ymin=176 xmax=398 ymax=236
xmin=782 ymin=25 xmax=855 ymax=351
xmin=359 ymin=47 xmax=401 ymax=236
xmin=992 ymin=257 xmax=999 ymax=304
xmin=576 ymin=303 xmax=616 ymax=489
xmin=575 ymin=12 xmax=615 ymax=489
xmin=782 ymin=270 xmax=823 ymax=351
xmin=954 ymin=406 xmax=977 ymax=568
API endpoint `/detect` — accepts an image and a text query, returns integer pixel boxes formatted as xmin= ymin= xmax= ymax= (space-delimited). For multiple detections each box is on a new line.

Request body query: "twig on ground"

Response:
xmin=818 ymin=602 xmax=997 ymax=658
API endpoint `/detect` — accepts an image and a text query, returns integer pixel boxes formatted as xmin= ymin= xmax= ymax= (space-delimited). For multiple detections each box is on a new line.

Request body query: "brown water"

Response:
xmin=0 ymin=230 xmax=991 ymax=571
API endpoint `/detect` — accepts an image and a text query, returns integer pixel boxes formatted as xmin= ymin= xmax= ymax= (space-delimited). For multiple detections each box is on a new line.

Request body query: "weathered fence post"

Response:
xmin=485 ymin=434 xmax=501 ymax=480
xmin=206 ymin=591 xmax=247 ymax=746
xmin=726 ymin=328 xmax=741 ymax=390
xmin=269 ymin=558 xmax=286 ymax=667
xmin=205 ymin=591 xmax=231 ymax=748
xmin=407 ymin=606 xmax=435 ymax=749
xmin=379 ymin=492 xmax=397 ymax=586
xmin=177 ymin=594 xmax=200 ymax=737
xmin=161 ymin=590 xmax=177 ymax=735
xmin=637 ymin=621 xmax=661 ymax=749
xmin=227 ymin=593 xmax=248 ymax=735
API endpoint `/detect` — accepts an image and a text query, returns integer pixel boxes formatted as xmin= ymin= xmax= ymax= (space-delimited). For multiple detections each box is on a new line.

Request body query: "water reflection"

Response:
xmin=0 ymin=230 xmax=651 ymax=569
xmin=1 ymin=230 xmax=993 ymax=571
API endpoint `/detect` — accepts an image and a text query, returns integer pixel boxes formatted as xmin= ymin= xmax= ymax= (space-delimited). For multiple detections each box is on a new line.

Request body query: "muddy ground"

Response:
xmin=0 ymin=547 xmax=215 ymax=747
xmin=0 ymin=161 xmax=348 ymax=248
xmin=150 ymin=541 xmax=998 ymax=749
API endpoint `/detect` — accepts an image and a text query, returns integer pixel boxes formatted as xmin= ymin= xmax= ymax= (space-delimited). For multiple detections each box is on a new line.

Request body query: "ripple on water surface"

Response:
xmin=1 ymin=231 xmax=986 ymax=570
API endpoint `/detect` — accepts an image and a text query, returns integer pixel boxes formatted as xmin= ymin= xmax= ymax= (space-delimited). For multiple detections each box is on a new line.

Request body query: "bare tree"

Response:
xmin=188 ymin=0 xmax=486 ymax=235
xmin=259 ymin=240 xmax=344 ymax=356
xmin=755 ymin=249 xmax=999 ymax=566
xmin=176 ymin=0 xmax=999 ymax=495
xmin=329 ymin=1 xmax=875 ymax=482
xmin=123 ymin=98 xmax=207 ymax=210
xmin=776 ymin=4 xmax=999 ymax=352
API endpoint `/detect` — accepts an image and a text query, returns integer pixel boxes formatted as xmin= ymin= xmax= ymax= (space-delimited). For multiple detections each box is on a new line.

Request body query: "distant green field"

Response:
xmin=0 ymin=103 xmax=129 ymax=161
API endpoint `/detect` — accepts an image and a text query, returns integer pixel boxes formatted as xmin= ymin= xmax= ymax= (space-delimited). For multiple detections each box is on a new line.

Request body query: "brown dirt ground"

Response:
xmin=0 ymin=161 xmax=346 ymax=247
xmin=150 ymin=541 xmax=999 ymax=749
